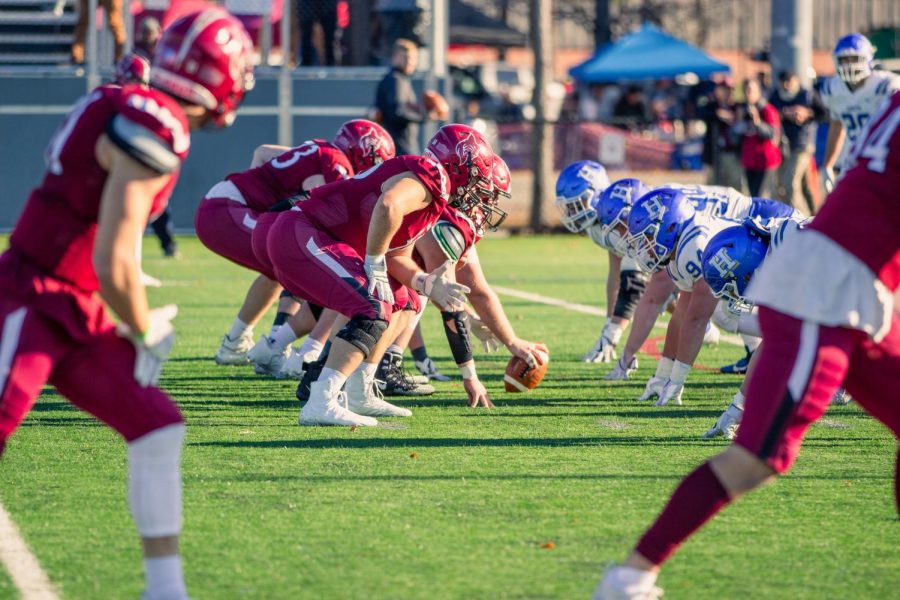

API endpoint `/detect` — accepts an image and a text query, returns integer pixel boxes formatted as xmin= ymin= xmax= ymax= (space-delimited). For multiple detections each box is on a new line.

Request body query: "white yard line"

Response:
xmin=491 ymin=285 xmax=744 ymax=347
xmin=0 ymin=501 xmax=60 ymax=600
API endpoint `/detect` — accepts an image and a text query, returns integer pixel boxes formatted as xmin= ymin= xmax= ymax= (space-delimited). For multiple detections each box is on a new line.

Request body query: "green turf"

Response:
xmin=0 ymin=235 xmax=897 ymax=599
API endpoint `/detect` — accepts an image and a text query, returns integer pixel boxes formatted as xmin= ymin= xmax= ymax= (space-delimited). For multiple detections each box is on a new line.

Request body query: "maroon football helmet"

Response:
xmin=485 ymin=155 xmax=511 ymax=229
xmin=150 ymin=9 xmax=255 ymax=128
xmin=114 ymin=53 xmax=151 ymax=86
xmin=333 ymin=119 xmax=396 ymax=172
xmin=424 ymin=124 xmax=496 ymax=224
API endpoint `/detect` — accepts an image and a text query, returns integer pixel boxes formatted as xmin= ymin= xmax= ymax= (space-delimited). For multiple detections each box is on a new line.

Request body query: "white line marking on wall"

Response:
xmin=0 ymin=501 xmax=60 ymax=600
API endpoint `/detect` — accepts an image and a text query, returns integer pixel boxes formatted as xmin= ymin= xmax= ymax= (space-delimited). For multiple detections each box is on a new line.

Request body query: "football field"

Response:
xmin=0 ymin=234 xmax=897 ymax=599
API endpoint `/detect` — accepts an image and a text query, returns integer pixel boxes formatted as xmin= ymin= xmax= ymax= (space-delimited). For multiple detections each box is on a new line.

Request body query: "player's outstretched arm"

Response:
xmin=606 ymin=251 xmax=622 ymax=319
xmin=250 ymin=143 xmax=290 ymax=168
xmin=94 ymin=134 xmax=170 ymax=334
xmin=457 ymin=248 xmax=547 ymax=368
xmin=613 ymin=270 xmax=675 ymax=370
xmin=675 ymin=279 xmax=720 ymax=367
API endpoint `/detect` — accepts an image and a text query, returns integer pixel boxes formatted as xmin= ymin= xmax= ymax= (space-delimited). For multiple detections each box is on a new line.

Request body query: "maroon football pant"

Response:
xmin=0 ymin=296 xmax=183 ymax=451
xmin=195 ymin=197 xmax=277 ymax=280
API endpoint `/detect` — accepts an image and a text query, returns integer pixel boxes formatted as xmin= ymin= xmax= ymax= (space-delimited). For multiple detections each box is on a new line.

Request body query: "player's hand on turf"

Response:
xmin=463 ymin=377 xmax=494 ymax=408
xmin=605 ymin=356 xmax=638 ymax=380
xmin=507 ymin=338 xmax=549 ymax=369
xmin=119 ymin=304 xmax=178 ymax=387
xmin=655 ymin=379 xmax=684 ymax=406
xmin=638 ymin=375 xmax=667 ymax=401
xmin=364 ymin=254 xmax=395 ymax=304
xmin=465 ymin=313 xmax=500 ymax=352
xmin=583 ymin=333 xmax=617 ymax=363
xmin=703 ymin=401 xmax=743 ymax=439
xmin=823 ymin=167 xmax=836 ymax=194
xmin=416 ymin=261 xmax=470 ymax=311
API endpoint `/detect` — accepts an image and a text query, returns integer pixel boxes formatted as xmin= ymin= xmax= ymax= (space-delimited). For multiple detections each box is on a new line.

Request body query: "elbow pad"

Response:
xmin=441 ymin=311 xmax=474 ymax=365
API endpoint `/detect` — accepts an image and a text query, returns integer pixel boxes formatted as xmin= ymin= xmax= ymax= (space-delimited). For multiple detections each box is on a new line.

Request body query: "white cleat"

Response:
xmin=346 ymin=371 xmax=412 ymax=417
xmin=214 ymin=331 xmax=255 ymax=365
xmin=299 ymin=380 xmax=378 ymax=427
xmin=247 ymin=336 xmax=292 ymax=378
xmin=593 ymin=564 xmax=663 ymax=600
xmin=280 ymin=350 xmax=306 ymax=380
xmin=703 ymin=322 xmax=720 ymax=346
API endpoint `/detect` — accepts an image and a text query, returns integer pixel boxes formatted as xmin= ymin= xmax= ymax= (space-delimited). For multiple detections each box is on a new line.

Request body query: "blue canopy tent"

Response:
xmin=570 ymin=23 xmax=730 ymax=82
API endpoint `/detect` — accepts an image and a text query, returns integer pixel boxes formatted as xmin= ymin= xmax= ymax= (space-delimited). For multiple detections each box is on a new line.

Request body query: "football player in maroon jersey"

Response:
xmin=0 ymin=10 xmax=253 ymax=598
xmin=594 ymin=94 xmax=900 ymax=600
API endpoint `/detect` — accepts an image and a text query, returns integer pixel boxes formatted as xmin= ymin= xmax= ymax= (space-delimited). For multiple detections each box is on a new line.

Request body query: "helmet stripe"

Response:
xmin=174 ymin=9 xmax=225 ymax=69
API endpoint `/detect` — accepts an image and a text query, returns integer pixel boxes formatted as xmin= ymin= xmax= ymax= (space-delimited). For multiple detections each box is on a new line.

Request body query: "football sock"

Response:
xmin=318 ymin=367 xmax=348 ymax=390
xmin=634 ymin=461 xmax=730 ymax=566
xmin=298 ymin=338 xmax=324 ymax=361
xmin=227 ymin=318 xmax=251 ymax=341
xmin=273 ymin=311 xmax=291 ymax=328
xmin=270 ymin=324 xmax=298 ymax=351
xmin=144 ymin=554 xmax=186 ymax=598
xmin=357 ymin=361 xmax=378 ymax=383
xmin=411 ymin=346 xmax=429 ymax=363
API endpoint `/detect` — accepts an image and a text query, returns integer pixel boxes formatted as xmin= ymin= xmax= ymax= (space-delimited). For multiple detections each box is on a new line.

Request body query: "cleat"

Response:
xmin=703 ymin=322 xmax=720 ymax=346
xmin=299 ymin=380 xmax=377 ymax=426
xmin=414 ymin=357 xmax=451 ymax=382
xmin=377 ymin=353 xmax=434 ymax=396
xmin=296 ymin=359 xmax=325 ymax=402
xmin=247 ymin=336 xmax=292 ymax=378
xmin=280 ymin=350 xmax=306 ymax=380
xmin=215 ymin=331 xmax=255 ymax=365
xmin=346 ymin=371 xmax=412 ymax=417
xmin=592 ymin=564 xmax=663 ymax=600
xmin=720 ymin=346 xmax=753 ymax=374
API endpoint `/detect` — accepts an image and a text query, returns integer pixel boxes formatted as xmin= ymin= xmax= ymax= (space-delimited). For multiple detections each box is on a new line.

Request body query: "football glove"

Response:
xmin=703 ymin=398 xmax=744 ymax=439
xmin=605 ymin=356 xmax=638 ymax=380
xmin=364 ymin=254 xmax=394 ymax=305
xmin=655 ymin=380 xmax=684 ymax=406
xmin=465 ymin=313 xmax=500 ymax=352
xmin=414 ymin=261 xmax=470 ymax=311
xmin=583 ymin=320 xmax=624 ymax=363
xmin=638 ymin=376 xmax=667 ymax=401
xmin=118 ymin=304 xmax=178 ymax=387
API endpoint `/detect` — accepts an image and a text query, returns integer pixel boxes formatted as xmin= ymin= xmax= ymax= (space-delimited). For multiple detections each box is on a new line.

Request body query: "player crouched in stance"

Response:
xmin=593 ymin=93 xmax=900 ymax=600
xmin=0 ymin=10 xmax=253 ymax=599
xmin=267 ymin=124 xmax=487 ymax=427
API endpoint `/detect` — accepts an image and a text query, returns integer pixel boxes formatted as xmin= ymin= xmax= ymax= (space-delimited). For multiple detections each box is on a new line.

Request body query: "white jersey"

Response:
xmin=819 ymin=71 xmax=900 ymax=169
xmin=666 ymin=214 xmax=735 ymax=292
xmin=586 ymin=222 xmax=643 ymax=271
xmin=661 ymin=183 xmax=753 ymax=222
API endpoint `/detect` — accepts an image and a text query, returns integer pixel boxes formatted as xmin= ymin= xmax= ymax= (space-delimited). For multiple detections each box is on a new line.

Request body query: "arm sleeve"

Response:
xmin=441 ymin=311 xmax=474 ymax=366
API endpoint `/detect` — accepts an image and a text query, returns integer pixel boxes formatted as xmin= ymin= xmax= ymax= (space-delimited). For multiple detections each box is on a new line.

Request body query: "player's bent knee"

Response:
xmin=336 ymin=316 xmax=389 ymax=357
xmin=128 ymin=423 xmax=185 ymax=538
xmin=710 ymin=445 xmax=777 ymax=498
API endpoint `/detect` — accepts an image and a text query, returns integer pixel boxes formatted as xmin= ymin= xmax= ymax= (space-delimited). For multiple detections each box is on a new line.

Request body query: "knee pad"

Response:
xmin=336 ymin=315 xmax=389 ymax=357
xmin=614 ymin=270 xmax=649 ymax=319
xmin=128 ymin=423 xmax=185 ymax=538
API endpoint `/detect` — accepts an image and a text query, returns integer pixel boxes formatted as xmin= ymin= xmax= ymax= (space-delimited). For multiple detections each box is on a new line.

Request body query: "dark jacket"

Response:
xmin=768 ymin=88 xmax=824 ymax=151
xmin=375 ymin=67 xmax=425 ymax=155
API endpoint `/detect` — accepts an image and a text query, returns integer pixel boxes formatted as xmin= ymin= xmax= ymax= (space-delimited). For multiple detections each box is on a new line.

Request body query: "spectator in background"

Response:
xmin=769 ymin=70 xmax=823 ymax=215
xmin=375 ymin=39 xmax=437 ymax=155
xmin=698 ymin=77 xmax=743 ymax=190
xmin=612 ymin=85 xmax=650 ymax=129
xmin=299 ymin=0 xmax=338 ymax=66
xmin=72 ymin=0 xmax=126 ymax=64
xmin=376 ymin=0 xmax=426 ymax=65
xmin=734 ymin=78 xmax=781 ymax=197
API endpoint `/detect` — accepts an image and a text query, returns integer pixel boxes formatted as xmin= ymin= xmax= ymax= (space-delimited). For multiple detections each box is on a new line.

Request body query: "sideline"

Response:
xmin=491 ymin=285 xmax=744 ymax=347
xmin=0 ymin=501 xmax=60 ymax=600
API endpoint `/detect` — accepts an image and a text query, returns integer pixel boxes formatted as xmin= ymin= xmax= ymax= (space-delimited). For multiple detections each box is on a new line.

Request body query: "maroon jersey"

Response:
xmin=7 ymin=84 xmax=189 ymax=293
xmin=300 ymin=155 xmax=450 ymax=254
xmin=226 ymin=140 xmax=353 ymax=212
xmin=811 ymin=93 xmax=900 ymax=291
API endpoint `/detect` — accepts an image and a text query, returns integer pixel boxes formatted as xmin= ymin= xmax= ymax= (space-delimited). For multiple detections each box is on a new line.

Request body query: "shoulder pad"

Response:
xmin=431 ymin=220 xmax=468 ymax=262
xmin=107 ymin=114 xmax=182 ymax=174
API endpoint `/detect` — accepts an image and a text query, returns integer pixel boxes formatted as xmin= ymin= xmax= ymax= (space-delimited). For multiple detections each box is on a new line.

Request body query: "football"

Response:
xmin=422 ymin=90 xmax=450 ymax=119
xmin=503 ymin=350 xmax=549 ymax=392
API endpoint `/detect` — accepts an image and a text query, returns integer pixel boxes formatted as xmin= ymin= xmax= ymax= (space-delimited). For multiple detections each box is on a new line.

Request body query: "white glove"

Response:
xmin=414 ymin=261 xmax=471 ymax=311
xmin=118 ymin=304 xmax=178 ymax=387
xmin=655 ymin=380 xmax=684 ymax=406
xmin=583 ymin=320 xmax=624 ymax=363
xmin=364 ymin=254 xmax=394 ymax=305
xmin=703 ymin=396 xmax=744 ymax=439
xmin=604 ymin=356 xmax=638 ymax=380
xmin=465 ymin=313 xmax=500 ymax=352
xmin=823 ymin=166 xmax=836 ymax=194
xmin=638 ymin=376 xmax=667 ymax=401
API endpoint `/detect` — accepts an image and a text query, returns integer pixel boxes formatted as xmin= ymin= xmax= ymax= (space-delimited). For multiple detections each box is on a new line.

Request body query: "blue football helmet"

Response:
xmin=626 ymin=188 xmax=696 ymax=272
xmin=834 ymin=33 xmax=875 ymax=86
xmin=748 ymin=197 xmax=799 ymax=221
xmin=701 ymin=224 xmax=769 ymax=313
xmin=594 ymin=178 xmax=650 ymax=255
xmin=555 ymin=160 xmax=610 ymax=233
